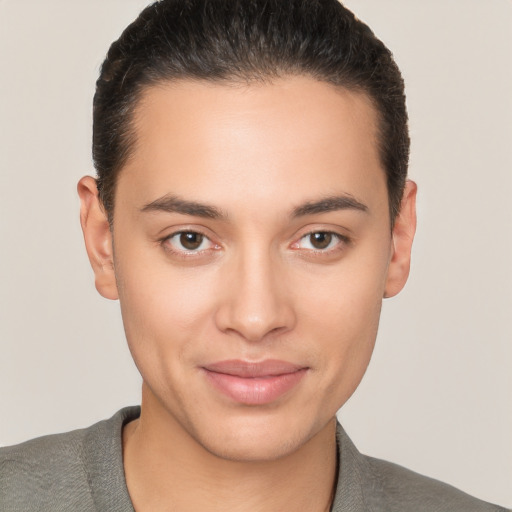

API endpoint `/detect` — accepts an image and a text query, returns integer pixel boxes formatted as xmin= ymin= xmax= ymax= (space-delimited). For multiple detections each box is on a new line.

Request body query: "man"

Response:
xmin=0 ymin=1 xmax=508 ymax=511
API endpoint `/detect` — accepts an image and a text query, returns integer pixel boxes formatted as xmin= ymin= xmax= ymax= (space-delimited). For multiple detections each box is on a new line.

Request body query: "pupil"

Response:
xmin=311 ymin=232 xmax=332 ymax=249
xmin=180 ymin=232 xmax=203 ymax=250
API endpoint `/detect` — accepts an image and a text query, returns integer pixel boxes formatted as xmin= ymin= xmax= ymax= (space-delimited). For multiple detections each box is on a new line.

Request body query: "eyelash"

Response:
xmin=160 ymin=229 xmax=350 ymax=258
xmin=160 ymin=230 xmax=219 ymax=257
xmin=292 ymin=231 xmax=350 ymax=255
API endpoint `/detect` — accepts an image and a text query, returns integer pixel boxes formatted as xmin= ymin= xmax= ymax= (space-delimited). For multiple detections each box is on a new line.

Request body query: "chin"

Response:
xmin=188 ymin=410 xmax=329 ymax=463
xmin=199 ymin=429 xmax=304 ymax=463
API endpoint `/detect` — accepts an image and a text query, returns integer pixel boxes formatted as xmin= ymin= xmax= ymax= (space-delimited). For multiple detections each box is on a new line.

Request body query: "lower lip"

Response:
xmin=203 ymin=368 xmax=308 ymax=405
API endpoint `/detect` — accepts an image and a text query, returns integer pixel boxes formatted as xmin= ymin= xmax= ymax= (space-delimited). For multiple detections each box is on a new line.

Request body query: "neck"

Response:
xmin=123 ymin=386 xmax=338 ymax=512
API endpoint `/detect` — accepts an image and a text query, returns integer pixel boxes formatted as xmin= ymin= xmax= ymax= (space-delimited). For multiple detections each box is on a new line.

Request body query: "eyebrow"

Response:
xmin=292 ymin=195 xmax=368 ymax=217
xmin=140 ymin=193 xmax=368 ymax=220
xmin=141 ymin=195 xmax=226 ymax=219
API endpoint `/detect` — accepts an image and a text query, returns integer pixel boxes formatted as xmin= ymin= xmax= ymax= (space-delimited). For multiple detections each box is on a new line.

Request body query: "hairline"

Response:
xmin=100 ymin=74 xmax=395 ymax=229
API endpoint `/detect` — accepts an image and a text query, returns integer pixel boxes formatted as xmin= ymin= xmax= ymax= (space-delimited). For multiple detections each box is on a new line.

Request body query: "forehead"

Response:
xmin=117 ymin=76 xmax=386 ymax=215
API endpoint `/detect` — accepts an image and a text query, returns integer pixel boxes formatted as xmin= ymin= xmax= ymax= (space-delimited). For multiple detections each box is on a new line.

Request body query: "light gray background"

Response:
xmin=0 ymin=0 xmax=510 ymax=507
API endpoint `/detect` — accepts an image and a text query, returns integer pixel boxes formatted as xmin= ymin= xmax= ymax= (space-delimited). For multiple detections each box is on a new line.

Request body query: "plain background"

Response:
xmin=0 ymin=0 xmax=510 ymax=507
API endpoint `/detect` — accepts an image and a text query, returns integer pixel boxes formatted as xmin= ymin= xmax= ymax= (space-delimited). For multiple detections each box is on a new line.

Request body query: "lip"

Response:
xmin=201 ymin=359 xmax=308 ymax=405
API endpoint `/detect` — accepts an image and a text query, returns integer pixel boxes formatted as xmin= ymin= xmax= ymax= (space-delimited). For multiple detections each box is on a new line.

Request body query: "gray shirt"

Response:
xmin=0 ymin=407 xmax=508 ymax=511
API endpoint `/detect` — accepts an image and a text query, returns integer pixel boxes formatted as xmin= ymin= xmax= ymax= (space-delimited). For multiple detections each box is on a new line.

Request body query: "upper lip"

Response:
xmin=203 ymin=359 xmax=306 ymax=378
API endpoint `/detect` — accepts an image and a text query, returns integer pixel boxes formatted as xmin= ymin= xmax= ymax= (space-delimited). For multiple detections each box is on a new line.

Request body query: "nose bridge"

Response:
xmin=216 ymin=240 xmax=295 ymax=342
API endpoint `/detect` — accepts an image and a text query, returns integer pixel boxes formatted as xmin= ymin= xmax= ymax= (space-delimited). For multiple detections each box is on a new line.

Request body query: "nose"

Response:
xmin=214 ymin=247 xmax=296 ymax=343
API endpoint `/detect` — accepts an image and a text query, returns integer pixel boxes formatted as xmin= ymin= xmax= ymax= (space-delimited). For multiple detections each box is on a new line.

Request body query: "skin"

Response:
xmin=78 ymin=76 xmax=416 ymax=512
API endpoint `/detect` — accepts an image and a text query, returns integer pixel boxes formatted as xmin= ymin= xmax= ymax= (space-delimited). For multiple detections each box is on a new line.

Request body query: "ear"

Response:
xmin=77 ymin=176 xmax=118 ymax=300
xmin=384 ymin=180 xmax=417 ymax=298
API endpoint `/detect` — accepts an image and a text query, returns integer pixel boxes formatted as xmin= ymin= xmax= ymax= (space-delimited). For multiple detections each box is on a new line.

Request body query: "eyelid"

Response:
xmin=157 ymin=225 xmax=351 ymax=258
xmin=159 ymin=227 xmax=221 ymax=256
xmin=290 ymin=229 xmax=351 ymax=254
xmin=169 ymin=232 xmax=212 ymax=251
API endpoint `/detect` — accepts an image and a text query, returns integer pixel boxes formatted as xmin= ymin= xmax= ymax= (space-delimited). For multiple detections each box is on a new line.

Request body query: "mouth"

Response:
xmin=201 ymin=359 xmax=308 ymax=405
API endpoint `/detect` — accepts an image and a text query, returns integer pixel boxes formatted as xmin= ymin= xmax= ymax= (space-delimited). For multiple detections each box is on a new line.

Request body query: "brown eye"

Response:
xmin=294 ymin=231 xmax=346 ymax=253
xmin=309 ymin=232 xmax=333 ymax=249
xmin=179 ymin=232 xmax=204 ymax=250
xmin=165 ymin=231 xmax=212 ymax=253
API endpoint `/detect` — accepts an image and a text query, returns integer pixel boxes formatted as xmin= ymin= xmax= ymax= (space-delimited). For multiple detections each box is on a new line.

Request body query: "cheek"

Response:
xmin=305 ymin=289 xmax=381 ymax=410
xmin=301 ymin=272 xmax=382 ymax=364
xmin=114 ymin=250 xmax=221 ymax=376
xmin=298 ymin=238 xmax=388 ymax=340
xmin=296 ymin=245 xmax=388 ymax=402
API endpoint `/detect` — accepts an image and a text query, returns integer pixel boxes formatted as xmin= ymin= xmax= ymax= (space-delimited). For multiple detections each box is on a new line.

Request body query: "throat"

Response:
xmin=122 ymin=410 xmax=338 ymax=512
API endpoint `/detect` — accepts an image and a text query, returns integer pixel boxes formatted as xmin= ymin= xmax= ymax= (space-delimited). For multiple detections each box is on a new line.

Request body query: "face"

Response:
xmin=79 ymin=76 xmax=416 ymax=462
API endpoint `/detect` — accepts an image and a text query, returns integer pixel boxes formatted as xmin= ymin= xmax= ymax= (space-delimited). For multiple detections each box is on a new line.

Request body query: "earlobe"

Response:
xmin=77 ymin=176 xmax=118 ymax=300
xmin=384 ymin=180 xmax=417 ymax=298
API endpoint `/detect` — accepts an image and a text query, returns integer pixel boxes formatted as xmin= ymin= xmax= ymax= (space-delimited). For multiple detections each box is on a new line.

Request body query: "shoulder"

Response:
xmin=363 ymin=455 xmax=509 ymax=512
xmin=334 ymin=422 xmax=509 ymax=512
xmin=0 ymin=407 xmax=139 ymax=512
xmin=0 ymin=424 xmax=93 ymax=510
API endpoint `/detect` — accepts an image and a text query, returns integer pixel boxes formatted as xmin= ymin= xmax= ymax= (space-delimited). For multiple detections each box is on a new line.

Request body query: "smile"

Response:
xmin=201 ymin=359 xmax=308 ymax=405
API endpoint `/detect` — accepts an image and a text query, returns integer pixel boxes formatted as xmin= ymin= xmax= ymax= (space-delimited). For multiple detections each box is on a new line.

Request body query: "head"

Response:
xmin=79 ymin=0 xmax=416 ymax=462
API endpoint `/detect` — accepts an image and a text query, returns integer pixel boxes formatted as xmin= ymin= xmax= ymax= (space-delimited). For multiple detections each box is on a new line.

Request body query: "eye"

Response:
xmin=296 ymin=231 xmax=345 ymax=251
xmin=165 ymin=231 xmax=213 ymax=252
